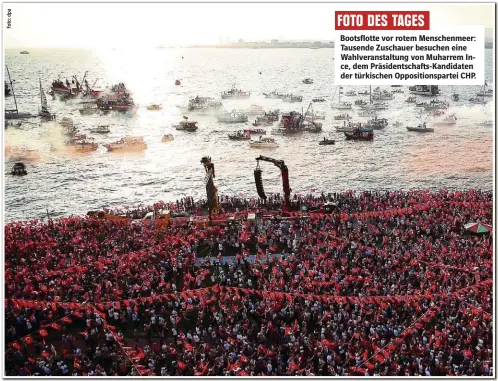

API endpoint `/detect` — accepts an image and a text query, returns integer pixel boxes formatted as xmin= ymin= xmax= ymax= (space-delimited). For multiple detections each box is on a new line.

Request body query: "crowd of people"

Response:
xmin=5 ymin=189 xmax=493 ymax=376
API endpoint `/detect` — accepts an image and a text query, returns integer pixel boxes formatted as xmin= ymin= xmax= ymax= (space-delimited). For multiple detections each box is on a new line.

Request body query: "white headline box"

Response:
xmin=334 ymin=26 xmax=485 ymax=86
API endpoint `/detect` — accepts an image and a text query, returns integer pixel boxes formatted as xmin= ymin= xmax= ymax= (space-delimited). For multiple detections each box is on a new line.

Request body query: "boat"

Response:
xmin=104 ymin=136 xmax=147 ymax=152
xmin=11 ymin=162 xmax=27 ymax=176
xmin=428 ymin=110 xmax=445 ymax=117
xmin=333 ymin=114 xmax=351 ymax=121
xmin=64 ymin=138 xmax=99 ymax=153
xmin=344 ymin=90 xmax=356 ymax=96
xmin=344 ymin=127 xmax=374 ymax=141
xmin=5 ymin=66 xmax=33 ymax=120
xmin=5 ymin=81 xmax=11 ymax=96
xmin=391 ymin=85 xmax=402 ymax=87
xmin=357 ymin=86 xmax=388 ymax=110
xmin=305 ymin=110 xmax=326 ymax=120
xmin=303 ymin=78 xmax=313 ymax=84
xmin=175 ymin=80 xmax=181 ymax=86
xmin=408 ymin=85 xmax=440 ymax=96
xmin=391 ymin=88 xmax=404 ymax=94
xmin=252 ymin=116 xmax=274 ymax=126
xmin=358 ymin=90 xmax=369 ymax=95
xmin=330 ymin=87 xmax=352 ymax=110
xmin=146 ymin=104 xmax=162 ymax=111
xmin=174 ymin=118 xmax=199 ymax=131
xmin=97 ymin=96 xmax=135 ymax=112
xmin=477 ymin=121 xmax=493 ymax=127
xmin=79 ymin=104 xmax=98 ymax=115
xmin=313 ymin=98 xmax=326 ymax=102
xmin=469 ymin=97 xmax=488 ymax=105
xmin=319 ymin=137 xmax=335 ymax=145
xmin=264 ymin=90 xmax=285 ymax=99
xmin=282 ymin=94 xmax=303 ymax=103
xmin=405 ymin=97 xmax=417 ymax=103
xmin=406 ymin=123 xmax=434 ymax=132
xmin=38 ymin=79 xmax=56 ymax=120
xmin=161 ymin=134 xmax=174 ymax=142
xmin=20 ymin=51 xmax=29 ymax=54
xmin=451 ymin=93 xmax=460 ymax=101
xmin=6 ymin=146 xmax=41 ymax=161
xmin=89 ymin=125 xmax=110 ymax=134
xmin=228 ymin=131 xmax=251 ymax=140
xmin=372 ymin=87 xmax=394 ymax=100
xmin=358 ymin=110 xmax=377 ymax=118
xmin=183 ymin=96 xmax=223 ymax=112
xmin=217 ymin=111 xmax=248 ymax=123
xmin=221 ymin=86 xmax=250 ymax=99
xmin=246 ymin=128 xmax=266 ymax=135
xmin=476 ymin=83 xmax=493 ymax=97
xmin=435 ymin=114 xmax=457 ymax=125
xmin=355 ymin=100 xmax=367 ymax=106
xmin=249 ymin=137 xmax=278 ymax=149
xmin=364 ymin=117 xmax=388 ymax=130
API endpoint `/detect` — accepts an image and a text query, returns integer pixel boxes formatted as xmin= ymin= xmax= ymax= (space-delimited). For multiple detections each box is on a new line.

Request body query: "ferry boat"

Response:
xmin=217 ymin=111 xmax=248 ymax=123
xmin=174 ymin=119 xmax=199 ymax=131
xmin=407 ymin=123 xmax=434 ymax=132
xmin=249 ymin=137 xmax=278 ymax=149
xmin=104 ymin=136 xmax=147 ymax=152
xmin=228 ymin=131 xmax=251 ymax=140
xmin=221 ymin=87 xmax=251 ymax=99
xmin=89 ymin=125 xmax=110 ymax=134
xmin=344 ymin=127 xmax=374 ymax=141
xmin=161 ymin=134 xmax=174 ymax=142
xmin=408 ymin=85 xmax=440 ymax=96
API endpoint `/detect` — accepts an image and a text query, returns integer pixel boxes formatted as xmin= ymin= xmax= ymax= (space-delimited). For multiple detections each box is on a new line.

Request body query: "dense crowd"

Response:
xmin=5 ymin=189 xmax=493 ymax=376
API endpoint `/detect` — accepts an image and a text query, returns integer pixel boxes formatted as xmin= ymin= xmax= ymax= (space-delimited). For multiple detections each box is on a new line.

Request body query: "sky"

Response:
xmin=3 ymin=2 xmax=495 ymax=48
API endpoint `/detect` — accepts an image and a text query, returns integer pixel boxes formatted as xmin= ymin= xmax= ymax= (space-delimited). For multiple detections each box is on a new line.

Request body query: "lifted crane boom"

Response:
xmin=255 ymin=155 xmax=291 ymax=211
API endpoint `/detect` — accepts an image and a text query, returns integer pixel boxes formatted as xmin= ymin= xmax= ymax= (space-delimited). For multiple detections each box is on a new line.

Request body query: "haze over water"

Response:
xmin=4 ymin=48 xmax=493 ymax=222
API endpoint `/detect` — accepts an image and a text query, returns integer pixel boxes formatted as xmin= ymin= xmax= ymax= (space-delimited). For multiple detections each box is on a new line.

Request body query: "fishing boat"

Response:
xmin=89 ymin=125 xmax=110 ymax=134
xmin=221 ymin=86 xmax=251 ymax=99
xmin=79 ymin=104 xmax=98 ymax=115
xmin=38 ymin=79 xmax=56 ymax=120
xmin=228 ymin=131 xmax=251 ymax=140
xmin=5 ymin=81 xmax=11 ymax=96
xmin=174 ymin=118 xmax=199 ymax=131
xmin=162 ymin=134 xmax=174 ymax=142
xmin=249 ymin=137 xmax=278 ymax=149
xmin=435 ymin=114 xmax=457 ymax=125
xmin=319 ymin=137 xmax=335 ymax=145
xmin=20 ymin=51 xmax=29 ymax=54
xmin=405 ymin=97 xmax=417 ymax=103
xmin=282 ymin=94 xmax=303 ymax=103
xmin=330 ymin=87 xmax=352 ymax=110
xmin=476 ymin=83 xmax=493 ymax=97
xmin=98 ymin=97 xmax=135 ymax=112
xmin=406 ymin=123 xmax=434 ymax=132
xmin=264 ymin=90 xmax=285 ymax=99
xmin=344 ymin=90 xmax=356 ymax=96
xmin=11 ymin=162 xmax=27 ymax=176
xmin=146 ymin=104 xmax=162 ymax=111
xmin=6 ymin=146 xmax=41 ymax=161
xmin=364 ymin=117 xmax=388 ymax=130
xmin=104 ymin=136 xmax=147 ymax=152
xmin=408 ymin=85 xmax=440 ymax=96
xmin=334 ymin=113 xmax=351 ymax=121
xmin=5 ymin=66 xmax=33 ymax=120
xmin=344 ymin=127 xmax=374 ymax=141
xmin=303 ymin=78 xmax=313 ymax=84
xmin=217 ymin=111 xmax=248 ymax=123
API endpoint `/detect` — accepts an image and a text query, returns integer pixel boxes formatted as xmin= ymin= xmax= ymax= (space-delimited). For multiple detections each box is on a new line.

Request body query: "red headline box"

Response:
xmin=335 ymin=11 xmax=430 ymax=30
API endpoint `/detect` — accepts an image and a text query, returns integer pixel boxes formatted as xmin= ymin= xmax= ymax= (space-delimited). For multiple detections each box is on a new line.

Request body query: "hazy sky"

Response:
xmin=3 ymin=2 xmax=495 ymax=48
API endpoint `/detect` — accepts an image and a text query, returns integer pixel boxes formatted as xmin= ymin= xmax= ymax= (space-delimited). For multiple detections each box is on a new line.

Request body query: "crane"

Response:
xmin=254 ymin=155 xmax=291 ymax=211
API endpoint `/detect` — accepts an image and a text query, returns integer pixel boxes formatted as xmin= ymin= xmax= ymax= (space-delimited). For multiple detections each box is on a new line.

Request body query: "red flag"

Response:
xmin=23 ymin=336 xmax=34 ymax=345
xmin=39 ymin=329 xmax=49 ymax=337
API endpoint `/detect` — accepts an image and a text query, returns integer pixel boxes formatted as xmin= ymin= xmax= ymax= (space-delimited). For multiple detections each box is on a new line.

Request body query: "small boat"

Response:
xmin=476 ymin=87 xmax=493 ymax=97
xmin=228 ymin=131 xmax=251 ymax=140
xmin=408 ymin=85 xmax=440 ymax=96
xmin=246 ymin=128 xmax=266 ymax=135
xmin=355 ymin=99 xmax=367 ymax=106
xmin=161 ymin=134 xmax=174 ymax=142
xmin=5 ymin=66 xmax=33 ymax=120
xmin=217 ymin=111 xmax=248 ymax=123
xmin=79 ymin=104 xmax=98 ymax=115
xmin=331 ymin=102 xmax=352 ymax=110
xmin=335 ymin=122 xmax=362 ymax=132
xmin=344 ymin=90 xmax=356 ymax=96
xmin=429 ymin=110 xmax=445 ymax=117
xmin=305 ymin=111 xmax=326 ymax=120
xmin=11 ymin=162 xmax=27 ymax=176
xmin=64 ymin=139 xmax=99 ymax=152
xmin=451 ymin=93 xmax=460 ymax=101
xmin=344 ymin=128 xmax=374 ymax=141
xmin=391 ymin=88 xmax=404 ymax=93
xmin=358 ymin=110 xmax=377 ymax=118
xmin=372 ymin=88 xmax=394 ymax=100
xmin=175 ymin=80 xmax=181 ymax=86
xmin=365 ymin=117 xmax=388 ymax=130
xmin=184 ymin=96 xmax=223 ymax=112
xmin=405 ymin=97 xmax=417 ymax=103
xmin=146 ymin=104 xmax=162 ymax=111
xmin=249 ymin=137 xmax=278 ymax=149
xmin=358 ymin=90 xmax=369 ymax=95
xmin=174 ymin=119 xmax=199 ymax=131
xmin=303 ymin=78 xmax=313 ymax=84
xmin=334 ymin=114 xmax=350 ymax=121
xmin=391 ymin=85 xmax=402 ymax=87
xmin=469 ymin=97 xmax=488 ymax=105
xmin=104 ymin=136 xmax=147 ymax=152
xmin=264 ymin=90 xmax=285 ymax=99
xmin=406 ymin=123 xmax=434 ymax=132
xmin=435 ymin=114 xmax=457 ymax=125
xmin=358 ymin=102 xmax=388 ymax=110
xmin=20 ymin=51 xmax=29 ymax=54
xmin=477 ymin=121 xmax=493 ymax=127
xmin=319 ymin=137 xmax=335 ymax=145
xmin=221 ymin=87 xmax=251 ymax=99
xmin=282 ymin=94 xmax=303 ymax=103
xmin=89 ymin=125 xmax=110 ymax=134
xmin=313 ymin=98 xmax=326 ymax=102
